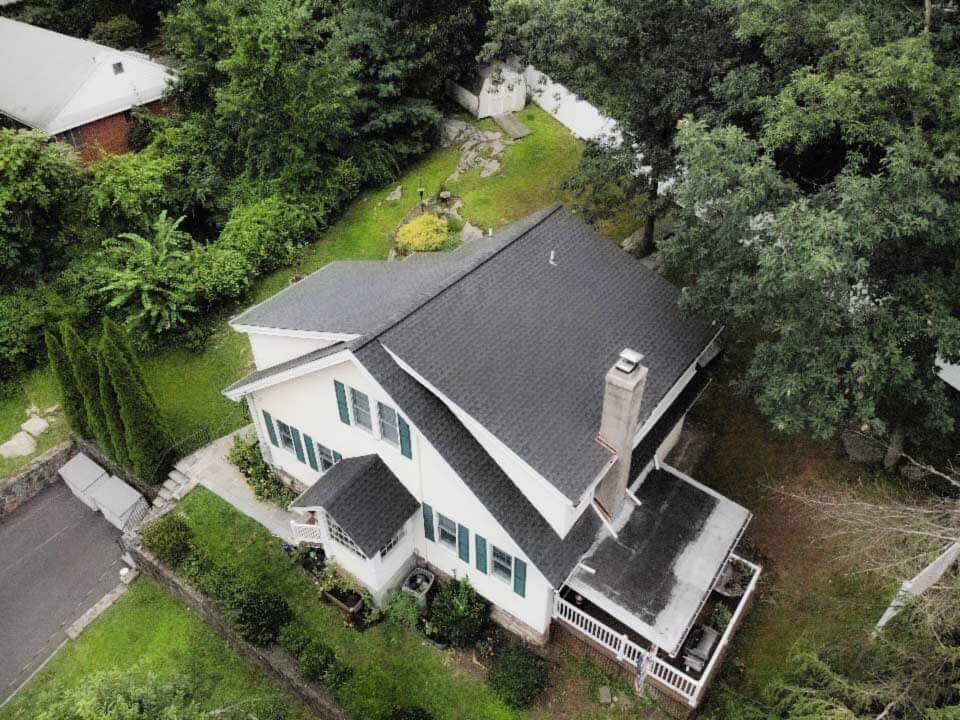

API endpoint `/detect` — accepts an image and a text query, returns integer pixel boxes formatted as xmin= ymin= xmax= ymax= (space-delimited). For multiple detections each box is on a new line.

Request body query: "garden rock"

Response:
xmin=841 ymin=429 xmax=883 ymax=465
xmin=479 ymin=158 xmax=500 ymax=177
xmin=460 ymin=222 xmax=483 ymax=243
xmin=440 ymin=119 xmax=475 ymax=147
xmin=1 ymin=431 xmax=37 ymax=458
xmin=386 ymin=186 xmax=403 ymax=203
xmin=22 ymin=415 xmax=50 ymax=437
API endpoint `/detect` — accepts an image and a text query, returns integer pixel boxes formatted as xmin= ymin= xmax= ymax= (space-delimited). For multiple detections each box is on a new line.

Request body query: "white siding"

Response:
xmin=249 ymin=333 xmax=336 ymax=370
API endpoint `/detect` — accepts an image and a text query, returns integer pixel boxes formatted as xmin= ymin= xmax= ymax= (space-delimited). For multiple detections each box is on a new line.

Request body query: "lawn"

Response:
xmin=0 ymin=106 xmax=582 ymax=479
xmin=0 ymin=578 xmax=316 ymax=720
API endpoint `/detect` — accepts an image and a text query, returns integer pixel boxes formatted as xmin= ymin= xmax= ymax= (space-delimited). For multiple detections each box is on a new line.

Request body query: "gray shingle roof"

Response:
xmin=356 ymin=341 xmax=601 ymax=587
xmin=291 ymin=454 xmax=420 ymax=557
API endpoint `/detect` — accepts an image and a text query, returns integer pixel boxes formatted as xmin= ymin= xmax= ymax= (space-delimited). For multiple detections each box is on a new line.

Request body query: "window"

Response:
xmin=350 ymin=388 xmax=372 ymax=430
xmin=276 ymin=420 xmax=295 ymax=451
xmin=437 ymin=514 xmax=457 ymax=549
xmin=112 ymin=61 xmax=124 ymax=75
xmin=379 ymin=527 xmax=406 ymax=557
xmin=492 ymin=546 xmax=513 ymax=582
xmin=317 ymin=443 xmax=339 ymax=473
xmin=378 ymin=402 xmax=400 ymax=445
xmin=326 ymin=513 xmax=366 ymax=559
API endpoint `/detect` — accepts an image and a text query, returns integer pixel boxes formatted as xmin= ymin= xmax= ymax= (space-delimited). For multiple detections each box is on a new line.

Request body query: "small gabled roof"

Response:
xmin=223 ymin=341 xmax=350 ymax=398
xmin=0 ymin=18 xmax=173 ymax=134
xmin=291 ymin=455 xmax=419 ymax=557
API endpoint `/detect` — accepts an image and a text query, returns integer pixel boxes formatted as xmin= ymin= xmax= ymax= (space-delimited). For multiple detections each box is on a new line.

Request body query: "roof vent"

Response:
xmin=614 ymin=348 xmax=644 ymax=374
xmin=112 ymin=62 xmax=124 ymax=75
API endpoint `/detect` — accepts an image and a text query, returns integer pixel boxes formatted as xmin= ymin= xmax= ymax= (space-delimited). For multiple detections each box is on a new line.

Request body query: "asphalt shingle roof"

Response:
xmin=291 ymin=454 xmax=420 ymax=557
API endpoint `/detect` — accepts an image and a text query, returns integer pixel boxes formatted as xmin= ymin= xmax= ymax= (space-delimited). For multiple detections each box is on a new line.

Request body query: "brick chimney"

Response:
xmin=594 ymin=349 xmax=648 ymax=520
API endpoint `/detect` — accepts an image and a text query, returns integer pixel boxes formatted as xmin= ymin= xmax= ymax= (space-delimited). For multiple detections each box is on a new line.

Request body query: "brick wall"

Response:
xmin=77 ymin=112 xmax=132 ymax=162
xmin=0 ymin=441 xmax=74 ymax=519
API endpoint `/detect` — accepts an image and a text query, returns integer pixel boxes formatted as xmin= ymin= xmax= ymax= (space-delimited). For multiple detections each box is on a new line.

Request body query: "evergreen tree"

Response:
xmin=45 ymin=327 xmax=89 ymax=437
xmin=101 ymin=334 xmax=171 ymax=484
xmin=97 ymin=337 xmax=129 ymax=469
xmin=60 ymin=321 xmax=115 ymax=459
xmin=101 ymin=317 xmax=158 ymax=409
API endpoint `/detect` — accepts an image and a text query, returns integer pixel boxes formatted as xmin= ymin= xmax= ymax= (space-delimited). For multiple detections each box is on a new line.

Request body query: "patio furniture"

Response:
xmin=682 ymin=625 xmax=720 ymax=675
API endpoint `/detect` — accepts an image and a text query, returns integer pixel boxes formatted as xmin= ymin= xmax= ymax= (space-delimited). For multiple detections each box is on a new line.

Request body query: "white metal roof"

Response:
xmin=87 ymin=474 xmax=144 ymax=519
xmin=0 ymin=18 xmax=174 ymax=134
xmin=938 ymin=357 xmax=960 ymax=392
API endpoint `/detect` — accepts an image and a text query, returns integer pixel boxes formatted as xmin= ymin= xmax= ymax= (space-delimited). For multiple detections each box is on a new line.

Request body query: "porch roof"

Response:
xmin=566 ymin=466 xmax=751 ymax=657
xmin=291 ymin=454 xmax=420 ymax=557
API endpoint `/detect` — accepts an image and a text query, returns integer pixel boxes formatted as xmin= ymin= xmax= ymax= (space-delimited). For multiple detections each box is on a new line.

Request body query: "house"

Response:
xmin=222 ymin=204 xmax=760 ymax=708
xmin=0 ymin=18 xmax=174 ymax=161
xmin=446 ymin=61 xmax=526 ymax=119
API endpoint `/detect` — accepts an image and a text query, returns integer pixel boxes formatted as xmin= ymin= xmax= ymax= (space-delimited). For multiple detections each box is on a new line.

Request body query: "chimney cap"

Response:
xmin=614 ymin=348 xmax=644 ymax=374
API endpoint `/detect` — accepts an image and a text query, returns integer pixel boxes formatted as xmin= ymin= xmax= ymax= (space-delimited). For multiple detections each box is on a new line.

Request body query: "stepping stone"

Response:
xmin=493 ymin=113 xmax=532 ymax=139
xmin=386 ymin=185 xmax=403 ymax=202
xmin=460 ymin=222 xmax=484 ymax=243
xmin=479 ymin=158 xmax=500 ymax=178
xmin=598 ymin=686 xmax=612 ymax=705
xmin=21 ymin=415 xmax=49 ymax=437
xmin=0 ymin=431 xmax=36 ymax=458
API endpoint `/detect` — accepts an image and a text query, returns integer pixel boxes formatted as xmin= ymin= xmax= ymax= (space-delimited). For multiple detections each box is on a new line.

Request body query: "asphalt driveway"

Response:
xmin=0 ymin=481 xmax=122 ymax=703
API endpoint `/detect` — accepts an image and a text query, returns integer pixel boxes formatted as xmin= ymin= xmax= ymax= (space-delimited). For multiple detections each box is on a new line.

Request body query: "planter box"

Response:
xmin=324 ymin=589 xmax=363 ymax=621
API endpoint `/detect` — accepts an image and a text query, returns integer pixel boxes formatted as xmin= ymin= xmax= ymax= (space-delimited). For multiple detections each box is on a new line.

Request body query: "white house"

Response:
xmin=223 ymin=204 xmax=759 ymax=707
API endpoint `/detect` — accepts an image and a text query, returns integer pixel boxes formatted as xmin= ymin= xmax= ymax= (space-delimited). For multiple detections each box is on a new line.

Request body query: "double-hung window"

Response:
xmin=317 ymin=443 xmax=339 ymax=473
xmin=491 ymin=545 xmax=513 ymax=583
xmin=276 ymin=420 xmax=295 ymax=451
xmin=437 ymin=514 xmax=457 ymax=549
xmin=378 ymin=402 xmax=400 ymax=445
xmin=350 ymin=388 xmax=373 ymax=431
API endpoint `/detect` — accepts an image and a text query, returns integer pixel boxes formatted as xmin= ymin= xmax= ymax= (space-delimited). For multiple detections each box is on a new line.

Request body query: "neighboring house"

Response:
xmin=0 ymin=18 xmax=174 ymax=161
xmin=223 ymin=204 xmax=760 ymax=708
xmin=447 ymin=61 xmax=526 ymax=119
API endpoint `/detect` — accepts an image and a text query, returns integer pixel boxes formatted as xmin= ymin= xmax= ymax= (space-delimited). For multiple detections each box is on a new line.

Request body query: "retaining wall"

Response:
xmin=0 ymin=441 xmax=73 ymax=519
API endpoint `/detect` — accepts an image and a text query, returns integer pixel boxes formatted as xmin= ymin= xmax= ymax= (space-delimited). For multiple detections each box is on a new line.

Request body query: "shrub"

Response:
xmin=228 ymin=433 xmax=297 ymax=507
xmin=278 ymin=621 xmax=312 ymax=657
xmin=143 ymin=513 xmax=194 ymax=566
xmin=383 ymin=708 xmax=434 ymax=720
xmin=323 ymin=659 xmax=354 ymax=691
xmin=1 ymin=287 xmax=45 ymax=381
xmin=428 ymin=577 xmax=489 ymax=647
xmin=88 ymin=153 xmax=180 ymax=235
xmin=219 ymin=196 xmax=317 ymax=274
xmin=395 ymin=213 xmax=448 ymax=254
xmin=299 ymin=640 xmax=336 ymax=681
xmin=88 ymin=15 xmax=140 ymax=47
xmin=487 ymin=642 xmax=547 ymax=709
xmin=191 ymin=243 xmax=254 ymax=305
xmin=711 ymin=601 xmax=733 ymax=632
xmin=233 ymin=589 xmax=293 ymax=646
xmin=385 ymin=592 xmax=421 ymax=629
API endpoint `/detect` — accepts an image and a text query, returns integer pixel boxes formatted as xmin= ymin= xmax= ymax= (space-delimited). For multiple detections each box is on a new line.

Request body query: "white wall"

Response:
xmin=446 ymin=80 xmax=480 ymax=117
xmin=248 ymin=352 xmax=556 ymax=634
xmin=477 ymin=71 xmax=526 ymax=118
xmin=523 ymin=64 xmax=622 ymax=143
xmin=248 ymin=333 xmax=336 ymax=370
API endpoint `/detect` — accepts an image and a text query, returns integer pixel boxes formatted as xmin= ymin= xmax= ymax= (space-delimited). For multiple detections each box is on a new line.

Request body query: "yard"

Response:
xmin=0 ymin=578 xmax=317 ymax=720
xmin=0 ymin=106 xmax=582 ymax=479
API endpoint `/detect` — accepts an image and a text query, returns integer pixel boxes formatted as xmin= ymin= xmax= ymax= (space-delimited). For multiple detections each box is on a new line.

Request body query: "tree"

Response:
xmin=87 ymin=14 xmax=141 ymax=47
xmin=98 ymin=211 xmax=198 ymax=338
xmin=101 ymin=333 xmax=172 ymax=484
xmin=0 ymin=130 xmax=87 ymax=285
xmin=87 ymin=151 xmax=182 ymax=235
xmin=97 ymin=335 xmax=129 ymax=468
xmin=485 ymin=0 xmax=740 ymax=249
xmin=60 ymin=321 xmax=114 ymax=458
xmin=101 ymin=316 xmax=159 ymax=411
xmin=44 ymin=327 xmax=89 ymax=437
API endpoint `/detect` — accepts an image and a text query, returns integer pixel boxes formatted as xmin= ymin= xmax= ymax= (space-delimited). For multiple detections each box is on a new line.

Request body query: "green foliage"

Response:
xmin=191 ymin=243 xmax=254 ymax=305
xmin=228 ymin=433 xmax=297 ymax=506
xmin=486 ymin=642 xmax=546 ymax=709
xmin=97 ymin=336 xmax=129 ymax=467
xmin=88 ymin=152 xmax=181 ymax=235
xmin=33 ymin=666 xmax=200 ymax=720
xmin=87 ymin=14 xmax=140 ymax=47
xmin=59 ymin=321 xmax=113 ymax=457
xmin=428 ymin=577 xmax=489 ymax=648
xmin=277 ymin=621 xmax=313 ymax=657
xmin=385 ymin=592 xmax=421 ymax=630
xmin=394 ymin=213 xmax=448 ymax=254
xmin=382 ymin=708 xmax=434 ymax=720
xmin=711 ymin=602 xmax=733 ymax=633
xmin=98 ymin=211 xmax=198 ymax=338
xmin=0 ymin=287 xmax=46 ymax=382
xmin=297 ymin=640 xmax=336 ymax=682
xmin=45 ymin=327 xmax=89 ymax=437
xmin=233 ymin=589 xmax=293 ymax=646
xmin=0 ymin=130 xmax=87 ymax=284
xmin=143 ymin=513 xmax=195 ymax=566
xmin=218 ymin=196 xmax=318 ymax=274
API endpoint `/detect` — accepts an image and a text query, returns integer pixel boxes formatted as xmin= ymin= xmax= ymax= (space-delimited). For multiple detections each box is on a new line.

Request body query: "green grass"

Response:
xmin=0 ymin=578 xmax=316 ymax=720
xmin=0 ymin=368 xmax=70 ymax=478
xmin=177 ymin=486 xmax=523 ymax=720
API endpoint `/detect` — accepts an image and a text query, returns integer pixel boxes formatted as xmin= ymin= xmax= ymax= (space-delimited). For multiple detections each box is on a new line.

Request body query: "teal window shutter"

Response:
xmin=303 ymin=434 xmax=318 ymax=470
xmin=334 ymin=381 xmax=350 ymax=425
xmin=398 ymin=415 xmax=412 ymax=459
xmin=475 ymin=535 xmax=487 ymax=573
xmin=332 ymin=450 xmax=342 ymax=463
xmin=422 ymin=503 xmax=435 ymax=541
xmin=457 ymin=524 xmax=470 ymax=563
xmin=291 ymin=428 xmax=305 ymax=463
xmin=263 ymin=411 xmax=279 ymax=446
xmin=513 ymin=558 xmax=527 ymax=597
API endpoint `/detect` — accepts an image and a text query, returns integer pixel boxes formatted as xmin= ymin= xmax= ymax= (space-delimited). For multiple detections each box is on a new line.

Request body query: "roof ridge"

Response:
xmin=357 ymin=202 xmax=563 ymax=351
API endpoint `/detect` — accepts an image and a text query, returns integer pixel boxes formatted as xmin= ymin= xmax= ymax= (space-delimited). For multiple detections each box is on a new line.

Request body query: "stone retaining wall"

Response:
xmin=0 ymin=441 xmax=73 ymax=519
xmin=73 ymin=435 xmax=158 ymax=501
xmin=124 ymin=538 xmax=347 ymax=720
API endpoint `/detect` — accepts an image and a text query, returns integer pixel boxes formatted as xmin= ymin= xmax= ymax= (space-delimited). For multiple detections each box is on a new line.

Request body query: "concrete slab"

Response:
xmin=21 ymin=416 xmax=49 ymax=437
xmin=178 ymin=428 xmax=296 ymax=543
xmin=493 ymin=113 xmax=532 ymax=139
xmin=0 ymin=432 xmax=35 ymax=458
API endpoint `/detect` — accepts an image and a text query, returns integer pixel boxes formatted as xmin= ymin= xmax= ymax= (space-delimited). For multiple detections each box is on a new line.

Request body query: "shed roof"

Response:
xmin=0 ymin=18 xmax=173 ymax=134
xmin=87 ymin=475 xmax=145 ymax=520
xmin=291 ymin=455 xmax=420 ymax=557
xmin=58 ymin=452 xmax=107 ymax=494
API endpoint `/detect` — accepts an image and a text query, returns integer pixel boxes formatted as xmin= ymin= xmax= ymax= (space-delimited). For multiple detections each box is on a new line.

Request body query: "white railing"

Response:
xmin=290 ymin=521 xmax=323 ymax=544
xmin=553 ymin=552 xmax=762 ymax=708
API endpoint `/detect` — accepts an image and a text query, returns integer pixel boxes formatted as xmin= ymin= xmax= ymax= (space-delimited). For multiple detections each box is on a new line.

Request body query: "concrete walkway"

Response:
xmin=177 ymin=427 xmax=296 ymax=543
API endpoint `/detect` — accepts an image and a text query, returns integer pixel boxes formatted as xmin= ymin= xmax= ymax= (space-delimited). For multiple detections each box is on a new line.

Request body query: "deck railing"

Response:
xmin=553 ymin=552 xmax=761 ymax=708
xmin=290 ymin=521 xmax=323 ymax=544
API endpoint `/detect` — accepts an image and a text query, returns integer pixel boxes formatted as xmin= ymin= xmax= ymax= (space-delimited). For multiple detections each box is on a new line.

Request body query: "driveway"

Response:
xmin=0 ymin=481 xmax=122 ymax=703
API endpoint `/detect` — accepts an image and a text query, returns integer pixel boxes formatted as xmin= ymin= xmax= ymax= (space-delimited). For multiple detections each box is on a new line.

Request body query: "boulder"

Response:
xmin=479 ymin=158 xmax=501 ymax=177
xmin=883 ymin=426 xmax=905 ymax=470
xmin=21 ymin=415 xmax=50 ymax=437
xmin=460 ymin=222 xmax=484 ymax=243
xmin=0 ymin=431 xmax=36 ymax=458
xmin=841 ymin=429 xmax=884 ymax=465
